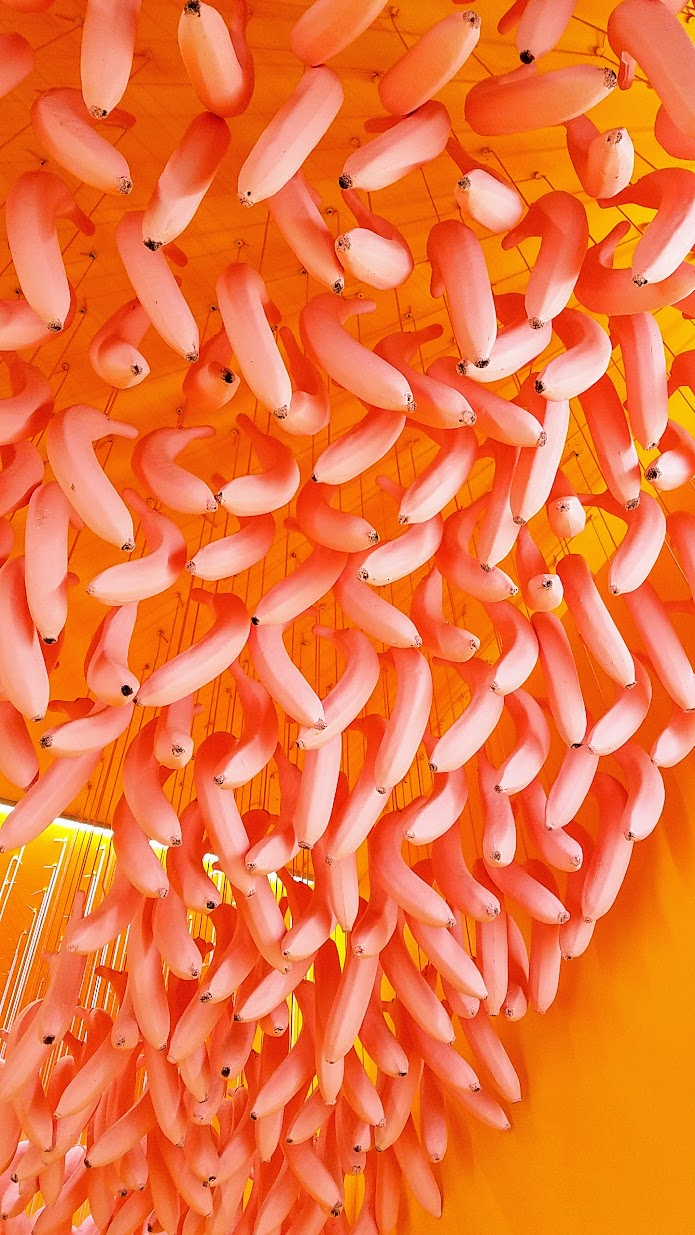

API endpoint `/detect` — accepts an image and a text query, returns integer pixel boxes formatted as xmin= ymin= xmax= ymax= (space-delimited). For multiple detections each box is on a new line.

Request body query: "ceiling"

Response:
xmin=0 ymin=0 xmax=693 ymax=837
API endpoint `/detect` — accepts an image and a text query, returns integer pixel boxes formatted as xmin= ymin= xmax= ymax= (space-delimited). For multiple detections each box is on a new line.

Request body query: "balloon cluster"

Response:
xmin=1 ymin=0 xmax=695 ymax=1232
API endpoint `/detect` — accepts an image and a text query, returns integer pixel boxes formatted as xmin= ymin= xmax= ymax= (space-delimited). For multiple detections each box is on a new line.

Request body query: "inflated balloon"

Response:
xmin=0 ymin=1 xmax=694 ymax=1231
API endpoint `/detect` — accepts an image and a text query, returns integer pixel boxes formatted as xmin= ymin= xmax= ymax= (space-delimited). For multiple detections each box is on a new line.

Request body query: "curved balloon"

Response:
xmin=89 ymin=297 xmax=151 ymax=390
xmin=142 ymin=111 xmax=230 ymax=250
xmin=339 ymin=102 xmax=450 ymax=193
xmin=502 ymin=191 xmax=588 ymax=326
xmin=378 ymin=11 xmax=480 ymax=116
xmin=32 ymin=86 xmax=133 ymax=201
xmin=238 ymin=66 xmax=343 ymax=206
xmin=81 ymin=0 xmax=141 ymax=118
xmin=466 ymin=63 xmax=616 ymax=137
xmin=565 ymin=115 xmax=634 ymax=200
xmin=6 ymin=171 xmax=95 ymax=332
xmin=178 ymin=0 xmax=254 ymax=118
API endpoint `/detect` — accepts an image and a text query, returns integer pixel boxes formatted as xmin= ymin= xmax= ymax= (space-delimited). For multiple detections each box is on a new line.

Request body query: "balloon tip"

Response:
xmin=238 ymin=190 xmax=253 ymax=208
xmin=251 ymin=615 xmax=259 ymax=625
xmin=121 ymin=685 xmax=134 ymax=697
xmin=332 ymin=278 xmax=345 ymax=294
xmin=474 ymin=357 xmax=489 ymax=369
xmin=336 ymin=233 xmax=351 ymax=252
xmin=529 ymin=317 xmax=545 ymax=330
xmin=40 ymin=735 xmax=52 ymax=749
xmin=604 ymin=68 xmax=618 ymax=90
xmin=118 ymin=177 xmax=132 ymax=195
xmin=274 ymin=404 xmax=289 ymax=420
xmin=559 ymin=911 xmax=571 ymax=924
xmin=456 ymin=359 xmax=468 ymax=375
xmin=338 ymin=174 xmax=352 ymax=190
xmin=121 ymin=539 xmax=135 ymax=552
xmin=143 ymin=237 xmax=161 ymax=251
xmin=519 ymin=49 xmax=534 ymax=64
xmin=88 ymin=106 xmax=107 ymax=119
xmin=534 ymin=379 xmax=544 ymax=394
xmin=457 ymin=175 xmax=470 ymax=192
xmin=184 ymin=0 xmax=201 ymax=11
xmin=48 ymin=320 xmax=62 ymax=333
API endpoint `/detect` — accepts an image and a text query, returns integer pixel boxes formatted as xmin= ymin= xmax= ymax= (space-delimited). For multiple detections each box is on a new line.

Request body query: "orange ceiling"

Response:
xmin=3 ymin=0 xmax=694 ymax=828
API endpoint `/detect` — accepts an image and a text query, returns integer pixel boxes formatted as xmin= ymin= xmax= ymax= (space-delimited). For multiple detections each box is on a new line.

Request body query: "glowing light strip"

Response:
xmin=0 ymin=800 xmax=313 ymax=886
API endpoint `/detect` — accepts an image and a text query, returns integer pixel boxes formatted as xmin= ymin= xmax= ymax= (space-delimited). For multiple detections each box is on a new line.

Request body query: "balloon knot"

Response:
xmin=121 ymin=684 xmax=134 ymax=696
xmin=480 ymin=561 xmax=492 ymax=572
xmin=122 ymin=538 xmax=135 ymax=551
xmin=338 ymin=174 xmax=352 ymax=190
xmin=88 ymin=106 xmax=107 ymax=119
xmin=118 ymin=177 xmax=132 ymax=195
xmin=537 ymin=430 xmax=547 ymax=447
xmin=336 ymin=234 xmax=351 ymax=252
xmin=534 ymin=379 xmax=545 ymax=394
xmin=251 ymin=615 xmax=260 ymax=625
xmin=519 ymin=49 xmax=534 ymax=63
xmin=456 ymin=358 xmax=468 ymax=375
xmin=143 ymin=238 xmax=161 ymax=251
xmin=625 ymin=496 xmax=640 ymax=510
xmin=48 ymin=320 xmax=62 ymax=333
xmin=184 ymin=0 xmax=201 ymax=11
xmin=529 ymin=317 xmax=545 ymax=330
xmin=604 ymin=68 xmax=618 ymax=90
xmin=332 ymin=278 xmax=345 ymax=294
xmin=238 ymin=191 xmax=254 ymax=207
xmin=40 ymin=735 xmax=52 ymax=749
xmin=221 ymin=368 xmax=235 ymax=384
xmin=315 ymin=717 xmax=327 ymax=730
xmin=213 ymin=774 xmax=226 ymax=786
xmin=185 ymin=349 xmax=199 ymax=363
xmin=357 ymin=566 xmax=369 ymax=581
xmin=474 ymin=357 xmax=489 ymax=369
xmin=406 ymin=394 xmax=417 ymax=412
xmin=457 ymin=176 xmax=470 ymax=192
xmin=274 ymin=404 xmax=288 ymax=419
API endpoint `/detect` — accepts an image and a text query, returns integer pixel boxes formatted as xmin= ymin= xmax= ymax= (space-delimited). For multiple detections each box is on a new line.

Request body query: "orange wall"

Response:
xmin=399 ymin=756 xmax=695 ymax=1233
